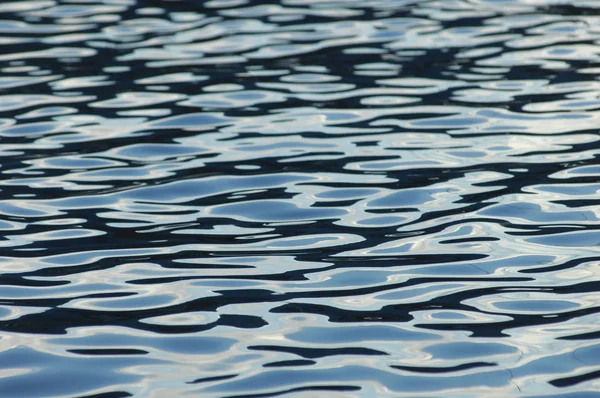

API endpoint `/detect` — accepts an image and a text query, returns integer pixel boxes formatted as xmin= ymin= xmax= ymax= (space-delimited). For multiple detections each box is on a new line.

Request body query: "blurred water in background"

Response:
xmin=1 ymin=0 xmax=600 ymax=396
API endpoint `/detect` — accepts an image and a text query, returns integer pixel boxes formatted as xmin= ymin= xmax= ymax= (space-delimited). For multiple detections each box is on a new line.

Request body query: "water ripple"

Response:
xmin=1 ymin=0 xmax=600 ymax=396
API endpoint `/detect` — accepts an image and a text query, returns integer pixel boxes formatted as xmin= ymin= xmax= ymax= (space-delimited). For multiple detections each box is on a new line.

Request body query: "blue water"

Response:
xmin=1 ymin=0 xmax=600 ymax=396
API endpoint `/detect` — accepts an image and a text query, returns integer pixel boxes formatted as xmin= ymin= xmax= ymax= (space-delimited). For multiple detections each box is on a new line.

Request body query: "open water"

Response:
xmin=1 ymin=0 xmax=600 ymax=397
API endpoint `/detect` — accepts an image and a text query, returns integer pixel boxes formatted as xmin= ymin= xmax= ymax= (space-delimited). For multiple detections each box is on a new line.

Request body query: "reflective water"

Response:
xmin=1 ymin=0 xmax=600 ymax=396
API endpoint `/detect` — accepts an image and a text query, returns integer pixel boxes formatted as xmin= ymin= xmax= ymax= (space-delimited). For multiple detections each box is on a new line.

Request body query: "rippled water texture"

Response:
xmin=2 ymin=0 xmax=600 ymax=396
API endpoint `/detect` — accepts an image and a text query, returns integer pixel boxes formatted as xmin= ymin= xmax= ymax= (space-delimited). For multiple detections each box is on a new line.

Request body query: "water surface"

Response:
xmin=1 ymin=0 xmax=600 ymax=396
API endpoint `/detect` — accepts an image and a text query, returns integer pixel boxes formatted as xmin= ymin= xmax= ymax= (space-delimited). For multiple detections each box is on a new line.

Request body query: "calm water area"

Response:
xmin=1 ymin=0 xmax=600 ymax=397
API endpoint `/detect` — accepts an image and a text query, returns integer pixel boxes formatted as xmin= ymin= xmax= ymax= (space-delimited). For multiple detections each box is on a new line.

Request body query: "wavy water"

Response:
xmin=1 ymin=0 xmax=600 ymax=397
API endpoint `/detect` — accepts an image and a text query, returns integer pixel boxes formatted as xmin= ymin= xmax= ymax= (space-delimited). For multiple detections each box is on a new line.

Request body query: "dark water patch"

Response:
xmin=188 ymin=374 xmax=238 ymax=385
xmin=391 ymin=361 xmax=496 ymax=373
xmin=262 ymin=359 xmax=315 ymax=367
xmin=550 ymin=369 xmax=600 ymax=388
xmin=223 ymin=385 xmax=362 ymax=398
